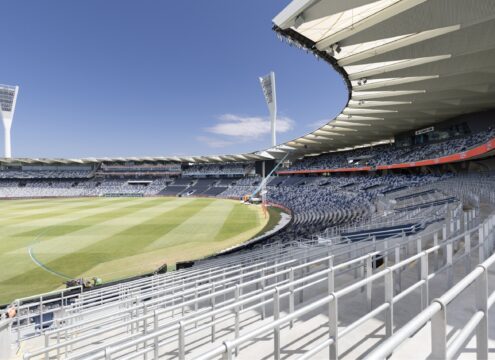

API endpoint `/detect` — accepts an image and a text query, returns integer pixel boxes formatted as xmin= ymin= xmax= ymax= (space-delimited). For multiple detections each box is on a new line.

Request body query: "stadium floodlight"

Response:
xmin=259 ymin=72 xmax=277 ymax=147
xmin=0 ymin=84 xmax=19 ymax=158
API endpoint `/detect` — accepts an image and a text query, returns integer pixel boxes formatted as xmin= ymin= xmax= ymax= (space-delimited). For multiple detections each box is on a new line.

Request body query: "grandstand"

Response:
xmin=1 ymin=0 xmax=495 ymax=359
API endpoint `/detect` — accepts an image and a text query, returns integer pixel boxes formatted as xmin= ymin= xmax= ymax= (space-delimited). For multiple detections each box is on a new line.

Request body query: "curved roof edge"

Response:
xmin=272 ymin=25 xmax=353 ymax=101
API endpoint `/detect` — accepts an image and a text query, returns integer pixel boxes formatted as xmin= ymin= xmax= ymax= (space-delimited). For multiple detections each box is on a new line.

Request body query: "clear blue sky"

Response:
xmin=2 ymin=1 xmax=347 ymax=158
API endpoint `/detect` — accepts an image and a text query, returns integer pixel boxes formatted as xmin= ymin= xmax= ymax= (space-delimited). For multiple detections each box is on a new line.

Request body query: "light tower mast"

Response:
xmin=0 ymin=84 xmax=19 ymax=158
xmin=259 ymin=72 xmax=277 ymax=147
xmin=259 ymin=72 xmax=277 ymax=210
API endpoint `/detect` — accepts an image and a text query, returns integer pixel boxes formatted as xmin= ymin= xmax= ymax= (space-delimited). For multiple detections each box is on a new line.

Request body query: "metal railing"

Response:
xmin=368 ymin=237 xmax=495 ymax=359
xmin=23 ymin=206 xmax=486 ymax=360
xmin=193 ymin=214 xmax=493 ymax=360
xmin=23 ymin=239 xmax=387 ymax=359
xmin=17 ymin=178 xmax=495 ymax=360
xmin=11 ymin=242 xmax=301 ymax=342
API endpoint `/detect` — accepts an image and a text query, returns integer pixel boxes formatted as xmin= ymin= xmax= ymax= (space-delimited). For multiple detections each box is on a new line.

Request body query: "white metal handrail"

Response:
xmin=40 ymin=209 xmax=484 ymax=360
xmin=194 ymin=215 xmax=493 ymax=360
xmin=368 ymin=242 xmax=495 ymax=359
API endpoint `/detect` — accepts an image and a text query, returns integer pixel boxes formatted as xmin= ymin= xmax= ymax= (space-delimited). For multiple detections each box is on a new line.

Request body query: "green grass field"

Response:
xmin=0 ymin=197 xmax=267 ymax=303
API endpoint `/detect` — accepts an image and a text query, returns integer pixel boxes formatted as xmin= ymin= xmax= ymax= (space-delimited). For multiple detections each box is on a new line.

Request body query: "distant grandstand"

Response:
xmin=1 ymin=0 xmax=495 ymax=359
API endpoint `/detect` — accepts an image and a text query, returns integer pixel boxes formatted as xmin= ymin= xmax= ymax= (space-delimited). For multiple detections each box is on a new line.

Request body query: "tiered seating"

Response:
xmin=98 ymin=163 xmax=182 ymax=176
xmin=201 ymin=186 xmax=227 ymax=196
xmin=157 ymin=185 xmax=188 ymax=196
xmin=0 ymin=170 xmax=93 ymax=179
xmin=13 ymin=177 xmax=495 ymax=359
xmin=185 ymin=179 xmax=218 ymax=195
xmin=182 ymin=163 xmax=251 ymax=177
xmin=288 ymin=128 xmax=495 ymax=171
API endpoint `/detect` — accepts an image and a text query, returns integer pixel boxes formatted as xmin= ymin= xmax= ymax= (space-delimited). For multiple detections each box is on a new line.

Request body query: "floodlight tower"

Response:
xmin=259 ymin=71 xmax=277 ymax=147
xmin=0 ymin=84 xmax=19 ymax=158
xmin=259 ymin=72 xmax=277 ymax=209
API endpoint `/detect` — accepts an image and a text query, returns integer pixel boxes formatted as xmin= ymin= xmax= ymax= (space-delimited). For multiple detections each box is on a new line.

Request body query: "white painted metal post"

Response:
xmin=366 ymin=256 xmax=372 ymax=311
xmin=479 ymin=226 xmax=485 ymax=262
xmin=433 ymin=232 xmax=439 ymax=271
xmin=178 ymin=321 xmax=185 ymax=360
xmin=384 ymin=269 xmax=394 ymax=339
xmin=273 ymin=288 xmax=281 ymax=360
xmin=446 ymin=243 xmax=453 ymax=288
xmin=475 ymin=270 xmax=488 ymax=359
xmin=329 ymin=297 xmax=338 ymax=360
xmin=395 ymin=246 xmax=401 ymax=293
xmin=154 ymin=311 xmax=159 ymax=359
xmin=430 ymin=302 xmax=447 ymax=360
xmin=420 ymin=253 xmax=429 ymax=310
xmin=261 ymin=268 xmax=266 ymax=320
xmin=289 ymin=268 xmax=295 ymax=328
xmin=211 ymin=284 xmax=216 ymax=342
xmin=416 ymin=236 xmax=422 ymax=280
xmin=234 ymin=285 xmax=240 ymax=356
xmin=464 ymin=232 xmax=471 ymax=273
xmin=384 ymin=239 xmax=389 ymax=267
xmin=483 ymin=221 xmax=489 ymax=258
xmin=328 ymin=257 xmax=334 ymax=294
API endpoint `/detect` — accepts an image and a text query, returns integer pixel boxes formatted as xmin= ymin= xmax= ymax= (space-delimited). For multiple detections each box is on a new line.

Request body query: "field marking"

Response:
xmin=28 ymin=245 xmax=72 ymax=280
xmin=0 ymin=198 xmax=187 ymax=285
xmin=27 ymin=232 xmax=72 ymax=280
xmin=0 ymin=197 xmax=267 ymax=302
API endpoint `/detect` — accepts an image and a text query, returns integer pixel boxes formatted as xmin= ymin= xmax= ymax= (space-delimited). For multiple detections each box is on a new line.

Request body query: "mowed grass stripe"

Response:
xmin=0 ymin=198 xmax=80 ymax=209
xmin=146 ymin=199 xmax=235 ymax=250
xmin=14 ymin=197 xmax=173 ymax=238
xmin=0 ymin=198 xmax=186 ymax=286
xmin=0 ymin=198 xmax=173 ymax=254
xmin=0 ymin=198 xmax=112 ymax=220
xmin=2 ymin=197 xmax=138 ymax=219
xmin=88 ymin=203 xmax=265 ymax=279
xmin=2 ymin=198 xmax=125 ymax=216
xmin=20 ymin=197 xmax=182 ymax=262
xmin=5 ymin=198 xmax=210 ymax=282
xmin=0 ymin=198 xmax=268 ymax=303
xmin=0 ymin=197 xmax=98 ymax=213
xmin=0 ymin=197 xmax=137 ymax=228
xmin=0 ymin=197 xmax=143 ymax=242
xmin=213 ymin=203 xmax=262 ymax=241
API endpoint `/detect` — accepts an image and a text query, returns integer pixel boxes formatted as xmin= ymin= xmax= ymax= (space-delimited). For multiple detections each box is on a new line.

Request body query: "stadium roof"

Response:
xmin=271 ymin=0 xmax=495 ymax=157
xmin=2 ymin=0 xmax=495 ymax=165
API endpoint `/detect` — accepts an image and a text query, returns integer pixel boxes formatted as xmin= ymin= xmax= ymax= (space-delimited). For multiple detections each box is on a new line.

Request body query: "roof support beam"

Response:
xmin=342 ymin=107 xmax=397 ymax=114
xmin=352 ymin=90 xmax=425 ymax=100
xmin=353 ymin=75 xmax=439 ymax=90
xmin=347 ymin=99 xmax=412 ymax=107
xmin=338 ymin=25 xmax=460 ymax=66
xmin=315 ymin=0 xmax=429 ymax=51
xmin=313 ymin=129 xmax=346 ymax=136
xmin=347 ymin=55 xmax=450 ymax=80
xmin=331 ymin=120 xmax=372 ymax=127
xmin=336 ymin=115 xmax=384 ymax=121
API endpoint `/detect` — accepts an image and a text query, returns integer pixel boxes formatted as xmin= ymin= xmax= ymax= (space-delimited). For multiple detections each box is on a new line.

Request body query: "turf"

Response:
xmin=0 ymin=197 xmax=267 ymax=303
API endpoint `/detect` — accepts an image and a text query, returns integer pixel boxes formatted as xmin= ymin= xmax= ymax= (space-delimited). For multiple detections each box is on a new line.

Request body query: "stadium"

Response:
xmin=1 ymin=0 xmax=495 ymax=359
